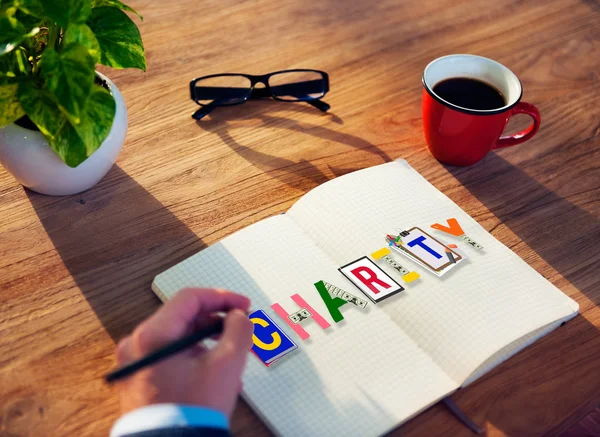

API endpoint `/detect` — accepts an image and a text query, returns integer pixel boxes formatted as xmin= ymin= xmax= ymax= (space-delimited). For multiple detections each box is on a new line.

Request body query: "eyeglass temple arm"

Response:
xmin=192 ymin=100 xmax=224 ymax=120
xmin=258 ymin=80 xmax=326 ymax=98
xmin=259 ymin=80 xmax=330 ymax=111
xmin=254 ymin=81 xmax=329 ymax=111
xmin=192 ymin=80 xmax=330 ymax=117
xmin=306 ymin=99 xmax=330 ymax=112
xmin=193 ymin=96 xmax=329 ymax=119
xmin=192 ymin=105 xmax=215 ymax=120
xmin=251 ymin=81 xmax=330 ymax=112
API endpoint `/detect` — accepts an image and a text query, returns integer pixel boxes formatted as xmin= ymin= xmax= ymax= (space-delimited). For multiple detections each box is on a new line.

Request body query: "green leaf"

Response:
xmin=51 ymin=121 xmax=89 ymax=167
xmin=14 ymin=0 xmax=44 ymax=20
xmin=71 ymin=86 xmax=115 ymax=156
xmin=40 ymin=44 xmax=95 ymax=124
xmin=50 ymin=88 xmax=116 ymax=167
xmin=90 ymin=0 xmax=142 ymax=20
xmin=88 ymin=7 xmax=145 ymax=71
xmin=63 ymin=23 xmax=100 ymax=63
xmin=0 ymin=2 xmax=17 ymax=13
xmin=0 ymin=12 xmax=26 ymax=55
xmin=18 ymin=81 xmax=116 ymax=167
xmin=0 ymin=46 xmax=29 ymax=75
xmin=17 ymin=81 xmax=66 ymax=137
xmin=18 ymin=0 xmax=91 ymax=26
xmin=0 ymin=81 xmax=24 ymax=126
xmin=14 ymin=8 xmax=44 ymax=30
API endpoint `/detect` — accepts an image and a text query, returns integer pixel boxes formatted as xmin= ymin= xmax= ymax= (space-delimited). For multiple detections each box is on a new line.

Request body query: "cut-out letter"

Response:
xmin=407 ymin=236 xmax=442 ymax=259
xmin=431 ymin=218 xmax=464 ymax=236
xmin=339 ymin=256 xmax=404 ymax=303
xmin=402 ymin=228 xmax=460 ymax=271
xmin=249 ymin=309 xmax=297 ymax=367
xmin=350 ymin=266 xmax=391 ymax=293
xmin=386 ymin=227 xmax=464 ymax=276
xmin=431 ymin=218 xmax=484 ymax=250
xmin=271 ymin=294 xmax=331 ymax=340
xmin=314 ymin=280 xmax=347 ymax=323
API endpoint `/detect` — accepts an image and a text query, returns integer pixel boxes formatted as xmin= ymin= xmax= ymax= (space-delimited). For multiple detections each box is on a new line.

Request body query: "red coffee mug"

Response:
xmin=422 ymin=54 xmax=541 ymax=166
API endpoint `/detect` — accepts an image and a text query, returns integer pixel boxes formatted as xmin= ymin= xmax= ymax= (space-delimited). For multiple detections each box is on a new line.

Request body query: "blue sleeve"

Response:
xmin=110 ymin=404 xmax=229 ymax=437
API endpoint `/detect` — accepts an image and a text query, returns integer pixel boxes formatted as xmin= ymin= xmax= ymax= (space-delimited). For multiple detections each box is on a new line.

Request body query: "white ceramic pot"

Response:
xmin=0 ymin=72 xmax=127 ymax=196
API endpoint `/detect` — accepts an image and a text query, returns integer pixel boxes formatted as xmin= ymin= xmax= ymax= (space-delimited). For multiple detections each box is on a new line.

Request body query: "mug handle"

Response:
xmin=493 ymin=102 xmax=541 ymax=149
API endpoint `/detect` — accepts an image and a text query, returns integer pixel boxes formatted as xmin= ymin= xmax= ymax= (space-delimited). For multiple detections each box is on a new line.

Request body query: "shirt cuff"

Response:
xmin=110 ymin=404 xmax=229 ymax=437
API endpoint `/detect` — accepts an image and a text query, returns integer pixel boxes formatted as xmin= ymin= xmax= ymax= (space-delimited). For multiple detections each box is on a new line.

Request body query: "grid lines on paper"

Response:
xmin=286 ymin=161 xmax=578 ymax=384
xmin=154 ymin=214 xmax=458 ymax=437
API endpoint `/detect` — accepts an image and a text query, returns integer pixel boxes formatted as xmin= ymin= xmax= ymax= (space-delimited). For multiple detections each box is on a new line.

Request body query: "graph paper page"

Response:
xmin=153 ymin=214 xmax=457 ymax=437
xmin=287 ymin=160 xmax=578 ymax=385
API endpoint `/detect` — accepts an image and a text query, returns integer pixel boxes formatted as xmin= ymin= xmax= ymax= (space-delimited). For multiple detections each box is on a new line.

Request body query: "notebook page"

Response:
xmin=287 ymin=160 xmax=578 ymax=385
xmin=153 ymin=214 xmax=457 ymax=437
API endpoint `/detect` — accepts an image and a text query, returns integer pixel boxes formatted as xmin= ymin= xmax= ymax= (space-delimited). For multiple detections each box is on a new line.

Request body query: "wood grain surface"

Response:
xmin=1 ymin=0 xmax=599 ymax=436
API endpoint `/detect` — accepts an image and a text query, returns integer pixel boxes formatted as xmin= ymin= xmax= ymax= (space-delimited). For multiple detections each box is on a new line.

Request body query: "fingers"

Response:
xmin=193 ymin=313 xmax=227 ymax=333
xmin=116 ymin=336 xmax=134 ymax=366
xmin=156 ymin=288 xmax=250 ymax=333
xmin=133 ymin=288 xmax=251 ymax=354
xmin=185 ymin=343 xmax=209 ymax=358
xmin=213 ymin=309 xmax=254 ymax=362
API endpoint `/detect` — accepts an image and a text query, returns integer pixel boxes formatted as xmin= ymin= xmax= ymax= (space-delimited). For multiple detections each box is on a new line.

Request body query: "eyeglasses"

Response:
xmin=189 ymin=69 xmax=330 ymax=120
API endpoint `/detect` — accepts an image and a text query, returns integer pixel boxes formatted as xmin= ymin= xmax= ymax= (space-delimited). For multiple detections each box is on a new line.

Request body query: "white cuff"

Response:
xmin=110 ymin=404 xmax=228 ymax=437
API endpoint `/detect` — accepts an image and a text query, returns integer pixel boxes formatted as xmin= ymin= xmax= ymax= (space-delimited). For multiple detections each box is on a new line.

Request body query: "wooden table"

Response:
xmin=1 ymin=0 xmax=599 ymax=435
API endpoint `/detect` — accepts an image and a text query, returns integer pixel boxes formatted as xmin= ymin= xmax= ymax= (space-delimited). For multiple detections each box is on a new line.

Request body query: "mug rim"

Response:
xmin=422 ymin=54 xmax=523 ymax=116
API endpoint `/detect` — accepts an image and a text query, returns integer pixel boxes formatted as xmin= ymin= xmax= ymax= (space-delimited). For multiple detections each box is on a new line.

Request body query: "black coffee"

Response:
xmin=432 ymin=77 xmax=506 ymax=110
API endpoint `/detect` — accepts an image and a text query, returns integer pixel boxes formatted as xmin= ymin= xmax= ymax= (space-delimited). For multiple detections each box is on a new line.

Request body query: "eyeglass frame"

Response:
xmin=189 ymin=69 xmax=330 ymax=119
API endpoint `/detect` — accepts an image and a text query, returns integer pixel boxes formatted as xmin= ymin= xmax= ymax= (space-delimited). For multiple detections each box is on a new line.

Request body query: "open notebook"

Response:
xmin=152 ymin=160 xmax=578 ymax=437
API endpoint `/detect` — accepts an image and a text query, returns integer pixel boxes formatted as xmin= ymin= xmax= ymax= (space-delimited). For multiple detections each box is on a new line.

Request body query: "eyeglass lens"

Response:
xmin=268 ymin=71 xmax=326 ymax=101
xmin=194 ymin=71 xmax=326 ymax=106
xmin=194 ymin=75 xmax=252 ymax=105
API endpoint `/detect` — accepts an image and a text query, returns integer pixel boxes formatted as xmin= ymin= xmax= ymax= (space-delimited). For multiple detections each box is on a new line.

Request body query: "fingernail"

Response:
xmin=231 ymin=308 xmax=246 ymax=317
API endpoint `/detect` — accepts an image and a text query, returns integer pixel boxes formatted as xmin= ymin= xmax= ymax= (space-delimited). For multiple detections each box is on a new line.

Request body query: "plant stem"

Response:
xmin=48 ymin=24 xmax=59 ymax=51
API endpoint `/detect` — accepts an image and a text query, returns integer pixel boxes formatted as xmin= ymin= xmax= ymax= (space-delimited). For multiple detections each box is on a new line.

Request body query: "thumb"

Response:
xmin=214 ymin=309 xmax=253 ymax=360
xmin=116 ymin=336 xmax=134 ymax=365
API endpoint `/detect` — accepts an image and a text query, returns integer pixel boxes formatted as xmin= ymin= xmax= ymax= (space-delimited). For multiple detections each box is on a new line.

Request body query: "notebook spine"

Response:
xmin=442 ymin=396 xmax=484 ymax=434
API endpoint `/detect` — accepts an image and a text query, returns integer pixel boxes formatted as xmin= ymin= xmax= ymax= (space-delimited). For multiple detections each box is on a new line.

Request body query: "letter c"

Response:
xmin=250 ymin=317 xmax=282 ymax=351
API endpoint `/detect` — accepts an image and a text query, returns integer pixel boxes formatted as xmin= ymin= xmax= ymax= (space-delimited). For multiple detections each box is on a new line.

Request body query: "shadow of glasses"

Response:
xmin=194 ymin=100 xmax=393 ymax=192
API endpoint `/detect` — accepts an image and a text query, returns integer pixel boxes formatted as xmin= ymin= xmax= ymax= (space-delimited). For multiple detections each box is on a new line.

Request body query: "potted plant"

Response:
xmin=0 ymin=0 xmax=145 ymax=195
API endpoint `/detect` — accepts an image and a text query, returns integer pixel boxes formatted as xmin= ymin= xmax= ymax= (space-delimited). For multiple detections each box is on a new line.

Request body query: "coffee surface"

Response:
xmin=432 ymin=77 xmax=506 ymax=110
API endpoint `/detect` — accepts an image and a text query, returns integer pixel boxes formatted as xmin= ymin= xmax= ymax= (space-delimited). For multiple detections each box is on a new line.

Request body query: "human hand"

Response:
xmin=115 ymin=288 xmax=253 ymax=417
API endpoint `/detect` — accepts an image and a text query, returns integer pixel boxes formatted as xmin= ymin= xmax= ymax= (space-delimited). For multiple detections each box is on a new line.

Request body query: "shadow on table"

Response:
xmin=446 ymin=152 xmax=600 ymax=303
xmin=195 ymin=100 xmax=392 ymax=191
xmin=26 ymin=165 xmax=207 ymax=342
xmin=400 ymin=153 xmax=600 ymax=436
xmin=445 ymin=151 xmax=600 ymax=436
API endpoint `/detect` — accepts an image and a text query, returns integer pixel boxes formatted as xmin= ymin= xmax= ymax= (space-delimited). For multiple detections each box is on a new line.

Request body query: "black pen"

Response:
xmin=105 ymin=319 xmax=224 ymax=383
